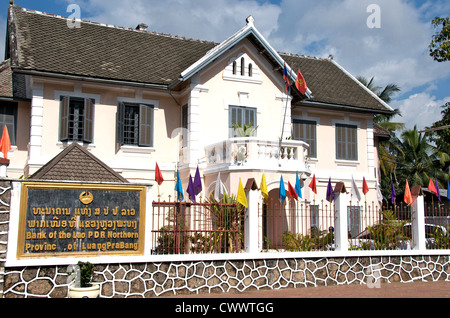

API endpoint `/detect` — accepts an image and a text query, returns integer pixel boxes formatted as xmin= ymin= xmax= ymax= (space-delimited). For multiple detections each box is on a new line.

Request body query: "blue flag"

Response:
xmin=447 ymin=181 xmax=450 ymax=202
xmin=279 ymin=175 xmax=286 ymax=202
xmin=175 ymin=170 xmax=184 ymax=201
xmin=295 ymin=171 xmax=302 ymax=199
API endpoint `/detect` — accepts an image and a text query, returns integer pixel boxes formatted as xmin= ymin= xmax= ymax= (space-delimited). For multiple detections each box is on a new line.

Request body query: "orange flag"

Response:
xmin=404 ymin=180 xmax=413 ymax=205
xmin=0 ymin=125 xmax=11 ymax=159
xmin=288 ymin=181 xmax=298 ymax=200
xmin=309 ymin=174 xmax=317 ymax=194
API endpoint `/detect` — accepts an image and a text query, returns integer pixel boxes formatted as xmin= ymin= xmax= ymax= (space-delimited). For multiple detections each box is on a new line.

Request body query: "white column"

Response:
xmin=411 ymin=195 xmax=426 ymax=251
xmin=245 ymin=189 xmax=260 ymax=254
xmin=28 ymin=81 xmax=44 ymax=167
xmin=334 ymin=191 xmax=349 ymax=252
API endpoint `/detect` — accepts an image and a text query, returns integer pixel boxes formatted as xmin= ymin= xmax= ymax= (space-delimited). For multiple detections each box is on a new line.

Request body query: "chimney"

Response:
xmin=136 ymin=23 xmax=148 ymax=31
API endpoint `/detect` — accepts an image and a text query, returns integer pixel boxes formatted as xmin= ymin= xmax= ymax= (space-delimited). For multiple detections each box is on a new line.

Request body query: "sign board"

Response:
xmin=17 ymin=182 xmax=146 ymax=259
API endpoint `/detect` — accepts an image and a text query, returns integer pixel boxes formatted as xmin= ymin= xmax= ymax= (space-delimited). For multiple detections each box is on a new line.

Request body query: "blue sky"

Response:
xmin=1 ymin=0 xmax=449 ymax=131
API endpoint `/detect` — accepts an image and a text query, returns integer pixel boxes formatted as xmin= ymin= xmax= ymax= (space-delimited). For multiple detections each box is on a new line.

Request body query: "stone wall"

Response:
xmin=3 ymin=255 xmax=449 ymax=298
xmin=0 ymin=181 xmax=11 ymax=298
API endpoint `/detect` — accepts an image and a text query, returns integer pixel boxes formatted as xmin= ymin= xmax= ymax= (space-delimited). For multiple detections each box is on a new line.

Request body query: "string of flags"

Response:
xmin=154 ymin=162 xmax=450 ymax=207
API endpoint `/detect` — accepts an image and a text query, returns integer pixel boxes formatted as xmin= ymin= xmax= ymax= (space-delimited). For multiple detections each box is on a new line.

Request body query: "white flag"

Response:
xmin=376 ymin=183 xmax=383 ymax=203
xmin=214 ymin=172 xmax=224 ymax=202
xmin=351 ymin=176 xmax=361 ymax=201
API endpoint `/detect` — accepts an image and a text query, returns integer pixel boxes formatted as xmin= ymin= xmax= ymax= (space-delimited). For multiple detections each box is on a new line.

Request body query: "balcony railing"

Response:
xmin=205 ymin=137 xmax=310 ymax=170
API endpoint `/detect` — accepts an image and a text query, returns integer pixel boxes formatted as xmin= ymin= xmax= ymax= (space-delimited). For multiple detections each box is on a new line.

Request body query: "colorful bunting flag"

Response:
xmin=326 ymin=178 xmax=334 ymax=203
xmin=0 ymin=125 xmax=11 ymax=160
xmin=295 ymin=67 xmax=308 ymax=95
xmin=283 ymin=63 xmax=290 ymax=93
xmin=391 ymin=180 xmax=396 ymax=205
xmin=260 ymin=172 xmax=269 ymax=201
xmin=174 ymin=170 xmax=184 ymax=201
xmin=404 ymin=180 xmax=413 ymax=206
xmin=428 ymin=178 xmax=437 ymax=195
xmin=155 ymin=163 xmax=164 ymax=185
xmin=376 ymin=183 xmax=383 ymax=203
xmin=288 ymin=181 xmax=298 ymax=200
xmin=351 ymin=176 xmax=361 ymax=202
xmin=279 ymin=175 xmax=286 ymax=202
xmin=435 ymin=178 xmax=441 ymax=202
xmin=447 ymin=181 xmax=450 ymax=202
xmin=194 ymin=166 xmax=202 ymax=196
xmin=362 ymin=177 xmax=369 ymax=195
xmin=214 ymin=172 xmax=224 ymax=202
xmin=237 ymin=178 xmax=248 ymax=208
xmin=187 ymin=174 xmax=196 ymax=202
xmin=295 ymin=171 xmax=302 ymax=199
xmin=309 ymin=174 xmax=317 ymax=194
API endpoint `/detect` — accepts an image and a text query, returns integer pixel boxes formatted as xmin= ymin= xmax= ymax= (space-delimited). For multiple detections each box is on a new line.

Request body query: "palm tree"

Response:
xmin=395 ymin=126 xmax=449 ymax=189
xmin=357 ymin=76 xmax=402 ymax=123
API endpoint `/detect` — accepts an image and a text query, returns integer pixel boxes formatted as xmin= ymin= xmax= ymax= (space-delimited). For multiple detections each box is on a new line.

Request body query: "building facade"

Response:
xmin=2 ymin=3 xmax=394 ymax=238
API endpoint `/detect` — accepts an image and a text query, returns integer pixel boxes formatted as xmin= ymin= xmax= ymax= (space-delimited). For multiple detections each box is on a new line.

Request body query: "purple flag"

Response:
xmin=187 ymin=174 xmax=196 ymax=202
xmin=326 ymin=178 xmax=334 ymax=202
xmin=435 ymin=178 xmax=441 ymax=202
xmin=194 ymin=166 xmax=202 ymax=196
xmin=391 ymin=180 xmax=396 ymax=205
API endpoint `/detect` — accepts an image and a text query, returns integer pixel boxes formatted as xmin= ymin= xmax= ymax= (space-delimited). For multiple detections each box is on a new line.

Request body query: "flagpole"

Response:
xmin=279 ymin=92 xmax=290 ymax=165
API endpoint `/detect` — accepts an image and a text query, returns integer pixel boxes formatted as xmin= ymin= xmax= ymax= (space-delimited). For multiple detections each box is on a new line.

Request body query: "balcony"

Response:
xmin=205 ymin=137 xmax=310 ymax=172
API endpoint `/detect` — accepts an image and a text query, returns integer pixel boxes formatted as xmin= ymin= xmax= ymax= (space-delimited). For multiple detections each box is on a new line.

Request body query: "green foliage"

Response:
xmin=366 ymin=210 xmax=409 ymax=250
xmin=281 ymin=227 xmax=334 ymax=252
xmin=430 ymin=226 xmax=450 ymax=249
xmin=77 ymin=261 xmax=94 ymax=288
xmin=429 ymin=17 xmax=450 ymax=62
xmin=232 ymin=122 xmax=258 ymax=137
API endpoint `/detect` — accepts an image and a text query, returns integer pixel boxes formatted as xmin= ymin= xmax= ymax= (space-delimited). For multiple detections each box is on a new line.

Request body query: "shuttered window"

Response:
xmin=0 ymin=101 xmax=17 ymax=146
xmin=336 ymin=123 xmax=358 ymax=161
xmin=292 ymin=119 xmax=316 ymax=158
xmin=59 ymin=96 xmax=94 ymax=143
xmin=116 ymin=102 xmax=154 ymax=147
xmin=229 ymin=105 xmax=257 ymax=137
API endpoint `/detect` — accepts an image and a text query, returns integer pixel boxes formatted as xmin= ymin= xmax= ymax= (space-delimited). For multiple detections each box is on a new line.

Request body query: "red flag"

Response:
xmin=0 ymin=125 xmax=11 ymax=159
xmin=362 ymin=177 xmax=369 ymax=195
xmin=155 ymin=163 xmax=164 ymax=185
xmin=428 ymin=178 xmax=437 ymax=195
xmin=404 ymin=180 xmax=413 ymax=206
xmin=295 ymin=67 xmax=308 ymax=95
xmin=309 ymin=174 xmax=317 ymax=194
xmin=288 ymin=181 xmax=298 ymax=200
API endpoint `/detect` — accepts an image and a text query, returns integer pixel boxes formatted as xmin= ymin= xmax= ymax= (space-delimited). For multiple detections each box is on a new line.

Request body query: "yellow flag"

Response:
xmin=237 ymin=178 xmax=248 ymax=208
xmin=260 ymin=172 xmax=268 ymax=200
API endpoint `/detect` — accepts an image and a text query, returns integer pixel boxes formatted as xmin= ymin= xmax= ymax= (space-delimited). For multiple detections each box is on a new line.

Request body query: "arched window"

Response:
xmin=248 ymin=63 xmax=253 ymax=77
xmin=232 ymin=61 xmax=237 ymax=75
xmin=241 ymin=57 xmax=245 ymax=76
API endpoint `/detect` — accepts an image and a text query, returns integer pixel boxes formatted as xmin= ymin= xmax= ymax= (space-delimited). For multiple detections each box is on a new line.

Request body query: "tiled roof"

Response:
xmin=7 ymin=3 xmax=392 ymax=113
xmin=30 ymin=143 xmax=129 ymax=183
xmin=0 ymin=60 xmax=13 ymax=98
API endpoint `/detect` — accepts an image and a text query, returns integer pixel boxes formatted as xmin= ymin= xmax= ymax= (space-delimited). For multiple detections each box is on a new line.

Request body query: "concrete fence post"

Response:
xmin=245 ymin=188 xmax=260 ymax=254
xmin=410 ymin=187 xmax=426 ymax=251
xmin=334 ymin=183 xmax=348 ymax=252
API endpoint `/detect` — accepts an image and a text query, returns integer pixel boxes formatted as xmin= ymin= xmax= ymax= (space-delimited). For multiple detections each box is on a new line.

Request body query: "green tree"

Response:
xmin=429 ymin=17 xmax=450 ymax=62
xmin=426 ymin=102 xmax=450 ymax=154
xmin=395 ymin=126 xmax=449 ymax=191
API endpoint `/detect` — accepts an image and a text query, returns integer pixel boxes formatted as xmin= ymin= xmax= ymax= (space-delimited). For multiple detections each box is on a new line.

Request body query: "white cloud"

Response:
xmin=390 ymin=93 xmax=450 ymax=131
xmin=67 ymin=0 xmax=281 ymax=42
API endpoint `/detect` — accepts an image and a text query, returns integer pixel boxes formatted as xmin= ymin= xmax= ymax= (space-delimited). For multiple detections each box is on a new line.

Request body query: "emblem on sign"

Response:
xmin=79 ymin=192 xmax=94 ymax=205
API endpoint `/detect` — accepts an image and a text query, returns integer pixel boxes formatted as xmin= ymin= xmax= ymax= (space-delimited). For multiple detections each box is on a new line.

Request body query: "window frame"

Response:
xmin=335 ymin=123 xmax=358 ymax=161
xmin=116 ymin=101 xmax=154 ymax=148
xmin=59 ymin=96 xmax=94 ymax=144
xmin=0 ymin=101 xmax=17 ymax=146
xmin=292 ymin=119 xmax=317 ymax=158
xmin=228 ymin=105 xmax=257 ymax=138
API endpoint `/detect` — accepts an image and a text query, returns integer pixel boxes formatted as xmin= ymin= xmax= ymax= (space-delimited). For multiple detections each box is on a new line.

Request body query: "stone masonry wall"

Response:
xmin=0 ymin=181 xmax=11 ymax=298
xmin=3 ymin=255 xmax=449 ymax=298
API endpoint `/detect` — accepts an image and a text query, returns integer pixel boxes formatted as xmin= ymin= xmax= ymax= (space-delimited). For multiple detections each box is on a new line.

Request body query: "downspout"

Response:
xmin=169 ymin=88 xmax=182 ymax=173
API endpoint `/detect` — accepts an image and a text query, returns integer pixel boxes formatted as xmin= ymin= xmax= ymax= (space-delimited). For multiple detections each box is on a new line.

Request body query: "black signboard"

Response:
xmin=18 ymin=182 xmax=146 ymax=258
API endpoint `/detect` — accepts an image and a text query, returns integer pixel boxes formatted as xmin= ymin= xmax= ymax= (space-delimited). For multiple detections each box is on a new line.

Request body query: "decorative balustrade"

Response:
xmin=205 ymin=137 xmax=309 ymax=170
